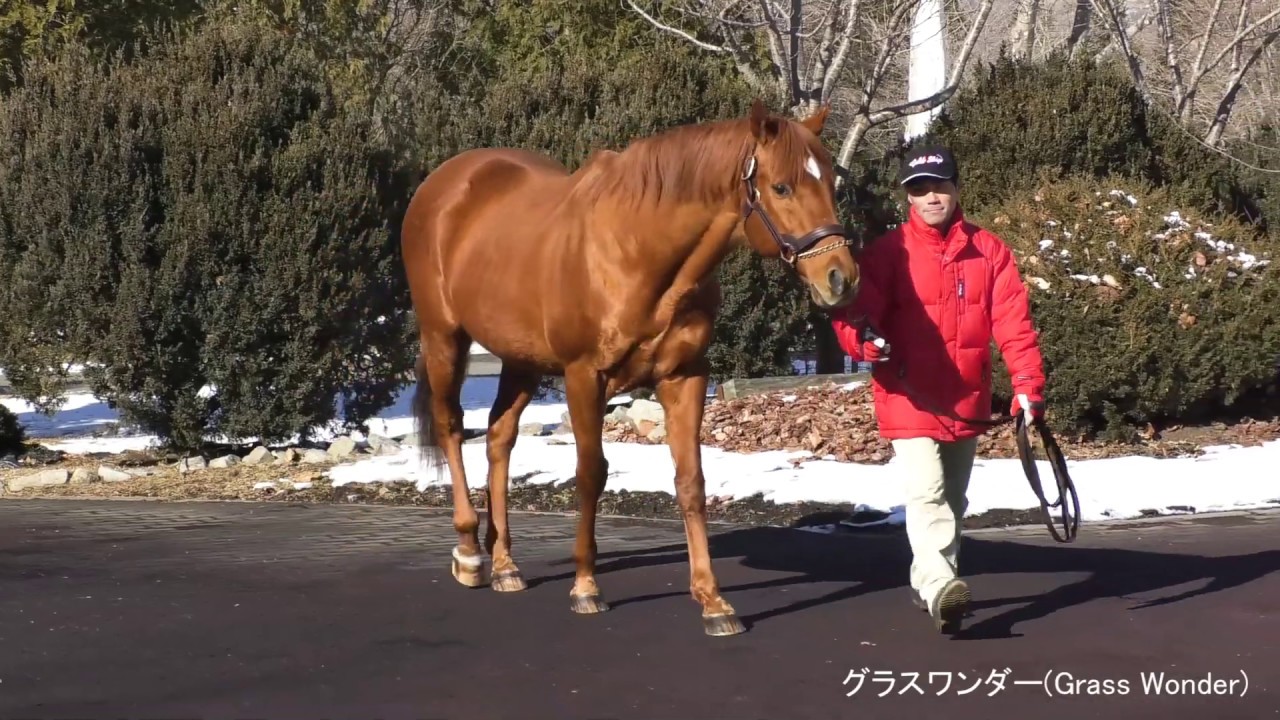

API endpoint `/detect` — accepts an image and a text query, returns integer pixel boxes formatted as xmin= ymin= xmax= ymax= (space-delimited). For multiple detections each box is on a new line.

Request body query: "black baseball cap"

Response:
xmin=898 ymin=144 xmax=958 ymax=185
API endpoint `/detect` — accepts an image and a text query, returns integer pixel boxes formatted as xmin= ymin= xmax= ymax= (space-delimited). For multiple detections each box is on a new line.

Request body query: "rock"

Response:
xmin=301 ymin=449 xmax=330 ymax=464
xmin=209 ymin=454 xmax=240 ymax=469
xmin=98 ymin=465 xmax=133 ymax=483
xmin=178 ymin=456 xmax=207 ymax=473
xmin=244 ymin=446 xmax=276 ymax=465
xmin=70 ymin=467 xmax=99 ymax=485
xmin=519 ymin=422 xmax=545 ymax=436
xmin=375 ymin=438 xmax=401 ymax=455
xmin=647 ymin=425 xmax=667 ymax=444
xmin=7 ymin=468 xmax=70 ymax=491
xmin=605 ymin=406 xmax=630 ymax=426
xmin=635 ymin=419 xmax=657 ymax=437
xmin=274 ymin=448 xmax=300 ymax=465
xmin=626 ymin=399 xmax=665 ymax=425
xmin=327 ymin=437 xmax=358 ymax=458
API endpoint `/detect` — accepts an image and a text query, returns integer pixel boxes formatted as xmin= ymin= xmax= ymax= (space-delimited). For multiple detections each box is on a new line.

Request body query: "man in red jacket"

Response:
xmin=831 ymin=144 xmax=1047 ymax=634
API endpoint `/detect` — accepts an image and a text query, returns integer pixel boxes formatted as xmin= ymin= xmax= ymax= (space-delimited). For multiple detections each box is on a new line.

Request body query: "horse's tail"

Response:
xmin=412 ymin=356 xmax=445 ymax=481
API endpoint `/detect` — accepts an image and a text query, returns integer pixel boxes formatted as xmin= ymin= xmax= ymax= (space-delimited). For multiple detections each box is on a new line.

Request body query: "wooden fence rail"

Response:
xmin=714 ymin=371 xmax=870 ymax=401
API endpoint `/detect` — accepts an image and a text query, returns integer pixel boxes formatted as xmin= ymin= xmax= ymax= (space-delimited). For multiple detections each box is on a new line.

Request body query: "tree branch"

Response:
xmin=624 ymin=0 xmax=730 ymax=51
xmin=1091 ymin=0 xmax=1150 ymax=98
xmin=805 ymin=2 xmax=842 ymax=97
xmin=625 ymin=0 xmax=776 ymax=95
xmin=755 ymin=0 xmax=796 ymax=101
xmin=1181 ymin=3 xmax=1280 ymax=111
xmin=833 ymin=0 xmax=995 ymax=179
xmin=821 ymin=0 xmax=861 ymax=101
xmin=1091 ymin=2 xmax=1154 ymax=62
xmin=1189 ymin=0 xmax=1227 ymax=83
xmin=1205 ymin=24 xmax=1280 ymax=146
xmin=1153 ymin=0 xmax=1191 ymax=118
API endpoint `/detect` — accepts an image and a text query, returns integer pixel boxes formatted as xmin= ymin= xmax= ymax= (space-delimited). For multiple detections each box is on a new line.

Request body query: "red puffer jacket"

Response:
xmin=831 ymin=205 xmax=1046 ymax=441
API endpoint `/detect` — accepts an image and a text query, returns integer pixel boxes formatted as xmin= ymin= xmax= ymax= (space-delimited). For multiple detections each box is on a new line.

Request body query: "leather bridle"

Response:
xmin=740 ymin=154 xmax=860 ymax=266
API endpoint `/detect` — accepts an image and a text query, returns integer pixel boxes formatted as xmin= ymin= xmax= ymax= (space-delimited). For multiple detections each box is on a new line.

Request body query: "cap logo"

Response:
xmin=909 ymin=153 xmax=945 ymax=168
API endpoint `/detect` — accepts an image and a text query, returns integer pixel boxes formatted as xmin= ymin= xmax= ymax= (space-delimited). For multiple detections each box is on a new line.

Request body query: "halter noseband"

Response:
xmin=740 ymin=154 xmax=859 ymax=266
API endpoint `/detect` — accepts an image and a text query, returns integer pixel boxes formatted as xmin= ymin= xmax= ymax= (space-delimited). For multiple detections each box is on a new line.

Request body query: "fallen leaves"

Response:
xmin=602 ymin=383 xmax=1280 ymax=464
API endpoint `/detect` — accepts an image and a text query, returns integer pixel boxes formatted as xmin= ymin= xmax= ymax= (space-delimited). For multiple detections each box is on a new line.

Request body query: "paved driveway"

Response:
xmin=0 ymin=499 xmax=1275 ymax=719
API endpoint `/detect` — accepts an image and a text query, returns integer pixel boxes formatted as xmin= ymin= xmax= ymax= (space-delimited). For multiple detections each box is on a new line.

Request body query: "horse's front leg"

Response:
xmin=655 ymin=365 xmax=745 ymax=636
xmin=564 ymin=364 xmax=611 ymax=614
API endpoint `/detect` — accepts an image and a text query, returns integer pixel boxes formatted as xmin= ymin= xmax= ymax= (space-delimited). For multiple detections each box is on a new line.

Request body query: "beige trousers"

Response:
xmin=891 ymin=436 xmax=979 ymax=609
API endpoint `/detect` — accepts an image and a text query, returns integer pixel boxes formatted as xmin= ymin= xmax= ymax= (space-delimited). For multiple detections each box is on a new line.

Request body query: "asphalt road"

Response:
xmin=0 ymin=499 xmax=1275 ymax=720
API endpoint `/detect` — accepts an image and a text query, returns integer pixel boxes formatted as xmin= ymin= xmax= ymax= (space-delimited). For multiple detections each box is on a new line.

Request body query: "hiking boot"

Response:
xmin=930 ymin=578 xmax=971 ymax=634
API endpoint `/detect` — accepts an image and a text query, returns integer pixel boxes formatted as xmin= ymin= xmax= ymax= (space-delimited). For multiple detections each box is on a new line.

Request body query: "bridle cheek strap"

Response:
xmin=740 ymin=154 xmax=860 ymax=265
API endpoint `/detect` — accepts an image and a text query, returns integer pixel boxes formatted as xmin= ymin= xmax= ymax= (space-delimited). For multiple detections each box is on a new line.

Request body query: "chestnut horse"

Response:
xmin=400 ymin=99 xmax=861 ymax=636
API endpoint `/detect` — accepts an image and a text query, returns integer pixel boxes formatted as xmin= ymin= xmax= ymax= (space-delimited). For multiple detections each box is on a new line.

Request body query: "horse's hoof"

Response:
xmin=451 ymin=548 xmax=486 ymax=588
xmin=491 ymin=569 xmax=527 ymax=592
xmin=703 ymin=613 xmax=747 ymax=637
xmin=570 ymin=593 xmax=610 ymax=614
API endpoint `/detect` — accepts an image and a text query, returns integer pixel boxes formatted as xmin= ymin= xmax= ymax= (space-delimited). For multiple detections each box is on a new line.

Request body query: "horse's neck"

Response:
xmin=609 ymin=201 xmax=740 ymax=339
xmin=574 ymin=125 xmax=747 ymax=297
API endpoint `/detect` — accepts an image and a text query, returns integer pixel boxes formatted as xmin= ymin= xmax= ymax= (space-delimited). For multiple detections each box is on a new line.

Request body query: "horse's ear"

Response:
xmin=749 ymin=98 xmax=779 ymax=142
xmin=800 ymin=103 xmax=831 ymax=136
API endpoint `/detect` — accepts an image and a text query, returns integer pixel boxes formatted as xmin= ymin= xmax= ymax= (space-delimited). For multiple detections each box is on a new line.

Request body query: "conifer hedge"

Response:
xmin=971 ymin=176 xmax=1279 ymax=438
xmin=0 ymin=405 xmax=24 ymax=456
xmin=0 ymin=20 xmax=418 ymax=449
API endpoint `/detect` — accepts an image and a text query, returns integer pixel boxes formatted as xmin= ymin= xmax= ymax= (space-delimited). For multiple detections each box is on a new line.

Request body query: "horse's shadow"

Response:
xmin=529 ymin=519 xmax=1280 ymax=639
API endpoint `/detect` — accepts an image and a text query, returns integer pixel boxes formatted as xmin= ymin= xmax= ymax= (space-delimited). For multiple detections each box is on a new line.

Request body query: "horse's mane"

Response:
xmin=569 ymin=114 xmax=825 ymax=212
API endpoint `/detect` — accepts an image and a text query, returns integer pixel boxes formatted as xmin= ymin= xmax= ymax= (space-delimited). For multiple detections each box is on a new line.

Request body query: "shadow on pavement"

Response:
xmin=532 ymin=521 xmax=1280 ymax=638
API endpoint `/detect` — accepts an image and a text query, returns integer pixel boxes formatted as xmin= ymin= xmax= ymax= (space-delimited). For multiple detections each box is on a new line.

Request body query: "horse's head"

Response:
xmin=736 ymin=99 xmax=860 ymax=311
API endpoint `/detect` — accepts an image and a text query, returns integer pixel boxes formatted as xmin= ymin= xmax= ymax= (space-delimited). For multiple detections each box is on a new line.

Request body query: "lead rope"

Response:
xmin=858 ymin=324 xmax=1081 ymax=542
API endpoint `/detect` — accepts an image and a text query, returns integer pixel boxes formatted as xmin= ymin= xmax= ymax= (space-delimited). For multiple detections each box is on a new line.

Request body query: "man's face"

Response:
xmin=904 ymin=177 xmax=959 ymax=228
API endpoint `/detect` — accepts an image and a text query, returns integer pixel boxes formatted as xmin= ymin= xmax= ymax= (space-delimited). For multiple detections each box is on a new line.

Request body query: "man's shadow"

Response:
xmin=530 ymin=519 xmax=1280 ymax=639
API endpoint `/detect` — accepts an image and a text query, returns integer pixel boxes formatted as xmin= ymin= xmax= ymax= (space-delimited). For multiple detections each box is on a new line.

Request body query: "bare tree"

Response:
xmin=624 ymin=0 xmax=996 ymax=181
xmin=1089 ymin=0 xmax=1280 ymax=147
xmin=1007 ymin=0 xmax=1041 ymax=58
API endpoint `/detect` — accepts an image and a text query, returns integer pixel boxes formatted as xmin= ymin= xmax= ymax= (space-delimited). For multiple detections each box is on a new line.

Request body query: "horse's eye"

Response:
xmin=772 ymin=183 xmax=792 ymax=197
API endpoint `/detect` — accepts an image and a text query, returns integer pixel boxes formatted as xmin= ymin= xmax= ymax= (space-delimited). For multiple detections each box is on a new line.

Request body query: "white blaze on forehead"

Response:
xmin=805 ymin=154 xmax=822 ymax=180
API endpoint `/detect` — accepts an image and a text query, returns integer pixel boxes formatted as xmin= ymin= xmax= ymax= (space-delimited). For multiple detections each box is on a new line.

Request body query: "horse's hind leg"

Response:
xmin=417 ymin=329 xmax=484 ymax=587
xmin=483 ymin=366 xmax=541 ymax=592
xmin=655 ymin=367 xmax=745 ymax=636
xmin=563 ymin=365 xmax=610 ymax=614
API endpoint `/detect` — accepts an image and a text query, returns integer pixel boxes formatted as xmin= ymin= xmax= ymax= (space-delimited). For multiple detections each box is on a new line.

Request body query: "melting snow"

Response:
xmin=4 ymin=385 xmax=1279 ymax=526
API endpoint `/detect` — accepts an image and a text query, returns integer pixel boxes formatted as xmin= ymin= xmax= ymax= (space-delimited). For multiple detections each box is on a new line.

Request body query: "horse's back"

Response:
xmin=408 ymin=147 xmax=567 ymax=221
xmin=401 ymin=147 xmax=582 ymax=362
xmin=403 ymin=147 xmax=571 ymax=259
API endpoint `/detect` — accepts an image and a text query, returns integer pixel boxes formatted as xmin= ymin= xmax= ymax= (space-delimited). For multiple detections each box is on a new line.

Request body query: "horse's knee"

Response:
xmin=486 ymin=423 xmax=519 ymax=460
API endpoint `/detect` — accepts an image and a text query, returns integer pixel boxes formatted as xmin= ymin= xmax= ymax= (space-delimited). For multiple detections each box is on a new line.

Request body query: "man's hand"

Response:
xmin=1011 ymin=392 xmax=1045 ymax=424
xmin=860 ymin=327 xmax=891 ymax=363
